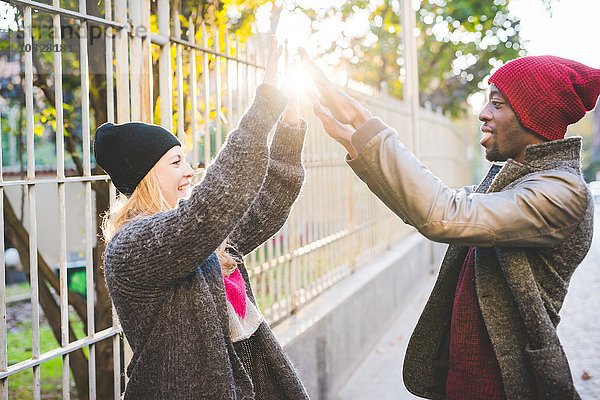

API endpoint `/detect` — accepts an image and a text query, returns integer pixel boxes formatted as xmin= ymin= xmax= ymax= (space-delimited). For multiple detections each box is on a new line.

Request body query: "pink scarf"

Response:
xmin=223 ymin=268 xmax=247 ymax=318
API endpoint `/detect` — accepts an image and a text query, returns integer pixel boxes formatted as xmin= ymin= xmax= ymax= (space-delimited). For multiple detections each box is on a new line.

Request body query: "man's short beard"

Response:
xmin=484 ymin=143 xmax=507 ymax=162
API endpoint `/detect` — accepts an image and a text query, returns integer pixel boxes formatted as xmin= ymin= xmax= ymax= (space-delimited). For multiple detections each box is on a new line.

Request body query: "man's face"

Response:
xmin=478 ymin=85 xmax=538 ymax=163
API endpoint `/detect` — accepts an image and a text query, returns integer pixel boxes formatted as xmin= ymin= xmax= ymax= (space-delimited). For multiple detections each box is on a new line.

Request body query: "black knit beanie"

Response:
xmin=93 ymin=122 xmax=181 ymax=196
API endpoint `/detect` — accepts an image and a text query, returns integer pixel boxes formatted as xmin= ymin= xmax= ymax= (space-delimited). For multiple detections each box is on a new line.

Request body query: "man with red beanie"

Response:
xmin=301 ymin=50 xmax=600 ymax=400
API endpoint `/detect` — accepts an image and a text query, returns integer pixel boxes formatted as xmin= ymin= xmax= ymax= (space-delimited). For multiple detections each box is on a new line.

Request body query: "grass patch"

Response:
xmin=7 ymin=316 xmax=87 ymax=399
xmin=6 ymin=281 xmax=30 ymax=299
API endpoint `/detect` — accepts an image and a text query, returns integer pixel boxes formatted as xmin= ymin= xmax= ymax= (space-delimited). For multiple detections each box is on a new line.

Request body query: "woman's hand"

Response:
xmin=281 ymin=63 xmax=301 ymax=126
xmin=299 ymin=47 xmax=372 ymax=129
xmin=282 ymin=90 xmax=300 ymax=126
xmin=263 ymin=36 xmax=282 ymax=87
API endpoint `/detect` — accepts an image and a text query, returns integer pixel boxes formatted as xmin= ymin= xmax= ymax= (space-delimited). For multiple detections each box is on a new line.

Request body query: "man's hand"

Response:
xmin=263 ymin=36 xmax=282 ymax=87
xmin=299 ymin=47 xmax=372 ymax=129
xmin=310 ymin=94 xmax=358 ymax=158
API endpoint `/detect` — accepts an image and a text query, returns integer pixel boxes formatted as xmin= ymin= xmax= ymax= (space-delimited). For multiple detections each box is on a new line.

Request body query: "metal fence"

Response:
xmin=0 ymin=0 xmax=471 ymax=398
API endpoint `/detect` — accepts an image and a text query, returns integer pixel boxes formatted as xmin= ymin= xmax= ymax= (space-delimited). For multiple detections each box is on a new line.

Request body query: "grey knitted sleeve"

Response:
xmin=104 ymin=84 xmax=288 ymax=289
xmin=228 ymin=119 xmax=307 ymax=255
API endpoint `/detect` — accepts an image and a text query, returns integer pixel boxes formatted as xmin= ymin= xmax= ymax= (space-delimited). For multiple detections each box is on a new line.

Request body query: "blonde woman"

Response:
xmin=93 ymin=40 xmax=309 ymax=399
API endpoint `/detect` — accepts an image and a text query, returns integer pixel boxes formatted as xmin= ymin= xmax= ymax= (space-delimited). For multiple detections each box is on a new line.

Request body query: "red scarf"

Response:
xmin=446 ymin=247 xmax=505 ymax=399
xmin=223 ymin=268 xmax=247 ymax=318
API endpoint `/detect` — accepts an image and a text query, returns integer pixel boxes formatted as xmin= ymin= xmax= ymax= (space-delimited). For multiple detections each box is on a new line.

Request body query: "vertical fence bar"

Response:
xmin=189 ymin=18 xmax=199 ymax=167
xmin=24 ymin=5 xmax=34 ymax=229
xmin=308 ymin=154 xmax=316 ymax=296
xmin=174 ymin=6 xmax=185 ymax=145
xmin=115 ymin=0 xmax=133 ymax=379
xmin=291 ymin=206 xmax=299 ymax=312
xmin=52 ymin=5 xmax=64 ymax=176
xmin=253 ymin=40 xmax=259 ymax=94
xmin=84 ymin=168 xmax=95 ymax=398
xmin=23 ymin=6 xmax=41 ymax=399
xmin=115 ymin=0 xmax=130 ymax=122
xmin=326 ymin=163 xmax=333 ymax=283
xmin=315 ymin=169 xmax=322 ymax=288
xmin=236 ymin=37 xmax=243 ymax=125
xmin=243 ymin=40 xmax=250 ymax=110
xmin=250 ymin=41 xmax=257 ymax=100
xmin=225 ymin=33 xmax=233 ymax=131
xmin=267 ymin=236 xmax=274 ymax=317
xmin=297 ymin=177 xmax=306 ymax=304
xmin=401 ymin=0 xmax=420 ymax=157
xmin=283 ymin=221 xmax=291 ymax=314
xmin=111 ymin=304 xmax=121 ymax=398
xmin=0 ymin=105 xmax=7 ymax=399
xmin=108 ymin=182 xmax=122 ymax=399
xmin=248 ymin=40 xmax=255 ymax=95
xmin=248 ymin=249 xmax=256 ymax=290
xmin=202 ymin=22 xmax=211 ymax=164
xmin=275 ymin=239 xmax=283 ymax=319
xmin=158 ymin=0 xmax=172 ymax=130
xmin=213 ymin=26 xmax=222 ymax=149
xmin=322 ymin=161 xmax=327 ymax=286
xmin=105 ymin=0 xmax=115 ymax=124
xmin=129 ymin=0 xmax=142 ymax=121
xmin=259 ymin=241 xmax=266 ymax=312
xmin=309 ymin=139 xmax=317 ymax=294
xmin=51 ymin=1 xmax=70 ymax=397
xmin=78 ymin=0 xmax=96 ymax=397
xmin=59 ymin=87 xmax=70 ymax=400
xmin=104 ymin=11 xmax=121 ymax=393
xmin=141 ymin=0 xmax=152 ymax=122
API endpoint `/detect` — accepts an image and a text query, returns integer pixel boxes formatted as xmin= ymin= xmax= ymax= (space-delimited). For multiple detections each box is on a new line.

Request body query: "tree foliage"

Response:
xmin=415 ymin=0 xmax=522 ymax=116
xmin=296 ymin=0 xmax=523 ymax=117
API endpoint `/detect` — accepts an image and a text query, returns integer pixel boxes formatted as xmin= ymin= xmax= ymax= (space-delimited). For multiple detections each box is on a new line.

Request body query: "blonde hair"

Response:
xmin=101 ymin=165 xmax=239 ymax=276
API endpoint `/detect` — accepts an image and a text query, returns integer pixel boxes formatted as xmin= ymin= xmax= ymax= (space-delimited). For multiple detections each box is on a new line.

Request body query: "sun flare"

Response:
xmin=285 ymin=64 xmax=315 ymax=96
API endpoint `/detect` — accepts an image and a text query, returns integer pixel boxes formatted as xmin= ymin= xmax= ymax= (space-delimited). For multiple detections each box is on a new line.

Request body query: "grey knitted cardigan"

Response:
xmin=103 ymin=85 xmax=310 ymax=399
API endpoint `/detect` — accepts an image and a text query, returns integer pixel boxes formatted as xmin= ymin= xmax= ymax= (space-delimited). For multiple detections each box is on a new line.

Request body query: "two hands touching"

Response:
xmin=262 ymin=37 xmax=300 ymax=127
xmin=299 ymin=47 xmax=372 ymax=158
xmin=263 ymin=37 xmax=372 ymax=154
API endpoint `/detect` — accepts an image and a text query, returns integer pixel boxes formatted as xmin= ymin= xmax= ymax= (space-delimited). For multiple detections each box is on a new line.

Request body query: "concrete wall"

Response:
xmin=274 ymin=233 xmax=447 ymax=400
xmin=4 ymin=180 xmax=96 ymax=268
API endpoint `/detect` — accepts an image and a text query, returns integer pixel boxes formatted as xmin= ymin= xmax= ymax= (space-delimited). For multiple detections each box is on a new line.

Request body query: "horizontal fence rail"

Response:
xmin=0 ymin=0 xmax=471 ymax=398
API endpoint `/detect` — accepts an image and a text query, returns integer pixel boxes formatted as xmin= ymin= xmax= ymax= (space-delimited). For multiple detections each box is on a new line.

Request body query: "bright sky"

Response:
xmin=266 ymin=0 xmax=600 ymax=68
xmin=509 ymin=0 xmax=600 ymax=68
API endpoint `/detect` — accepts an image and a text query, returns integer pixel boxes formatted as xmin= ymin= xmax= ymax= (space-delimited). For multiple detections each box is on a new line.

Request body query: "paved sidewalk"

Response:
xmin=338 ymin=211 xmax=600 ymax=399
xmin=558 ymin=210 xmax=600 ymax=399
xmin=336 ymin=271 xmax=434 ymax=399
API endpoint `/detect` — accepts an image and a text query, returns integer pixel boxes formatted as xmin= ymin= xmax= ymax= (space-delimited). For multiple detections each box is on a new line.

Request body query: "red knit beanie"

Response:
xmin=489 ymin=55 xmax=600 ymax=141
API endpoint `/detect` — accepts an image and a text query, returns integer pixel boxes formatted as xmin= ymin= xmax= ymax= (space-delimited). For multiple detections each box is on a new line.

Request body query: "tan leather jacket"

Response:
xmin=346 ymin=117 xmax=592 ymax=400
xmin=346 ymin=118 xmax=588 ymax=248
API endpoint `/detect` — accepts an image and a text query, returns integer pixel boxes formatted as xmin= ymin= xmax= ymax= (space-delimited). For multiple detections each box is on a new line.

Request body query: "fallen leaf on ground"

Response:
xmin=581 ymin=371 xmax=592 ymax=381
